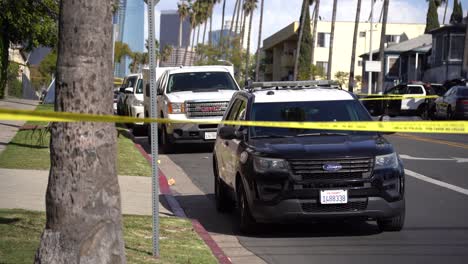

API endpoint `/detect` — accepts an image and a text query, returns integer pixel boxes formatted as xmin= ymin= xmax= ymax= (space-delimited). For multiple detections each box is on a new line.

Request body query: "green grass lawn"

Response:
xmin=0 ymin=104 xmax=151 ymax=176
xmin=0 ymin=209 xmax=217 ymax=264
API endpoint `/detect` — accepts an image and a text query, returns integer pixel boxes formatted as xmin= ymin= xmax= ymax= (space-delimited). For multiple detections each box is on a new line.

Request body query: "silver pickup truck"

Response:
xmin=143 ymin=66 xmax=240 ymax=152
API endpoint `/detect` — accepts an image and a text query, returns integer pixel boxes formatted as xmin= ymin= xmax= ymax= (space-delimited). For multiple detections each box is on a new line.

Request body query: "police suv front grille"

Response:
xmin=289 ymin=157 xmax=374 ymax=180
xmin=186 ymin=101 xmax=229 ymax=117
xmin=301 ymin=200 xmax=368 ymax=213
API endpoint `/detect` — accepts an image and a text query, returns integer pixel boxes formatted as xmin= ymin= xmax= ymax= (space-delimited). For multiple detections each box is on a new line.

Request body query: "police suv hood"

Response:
xmin=165 ymin=90 xmax=237 ymax=103
xmin=248 ymin=134 xmax=394 ymax=159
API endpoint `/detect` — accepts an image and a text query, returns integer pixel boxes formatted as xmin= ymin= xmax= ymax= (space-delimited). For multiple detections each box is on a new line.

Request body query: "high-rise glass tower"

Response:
xmin=114 ymin=0 xmax=145 ymax=77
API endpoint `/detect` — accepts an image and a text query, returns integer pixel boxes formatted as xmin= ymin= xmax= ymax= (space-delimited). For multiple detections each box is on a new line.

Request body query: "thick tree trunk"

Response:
xmin=377 ymin=0 xmax=389 ymax=93
xmin=255 ymin=0 xmax=265 ymax=81
xmin=293 ymin=0 xmax=308 ymax=81
xmin=310 ymin=0 xmax=320 ymax=80
xmin=0 ymin=32 xmax=10 ymax=99
xmin=349 ymin=0 xmax=362 ymax=92
xmin=245 ymin=9 xmax=254 ymax=83
xmin=34 ymin=0 xmax=126 ymax=263
xmin=327 ymin=0 xmax=337 ymax=80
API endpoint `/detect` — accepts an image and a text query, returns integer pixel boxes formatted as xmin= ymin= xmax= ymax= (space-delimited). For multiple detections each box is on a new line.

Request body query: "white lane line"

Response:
xmin=405 ymin=169 xmax=468 ymax=196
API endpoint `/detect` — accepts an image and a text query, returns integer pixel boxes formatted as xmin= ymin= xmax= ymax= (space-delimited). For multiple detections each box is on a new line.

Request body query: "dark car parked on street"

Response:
xmin=432 ymin=86 xmax=468 ymax=120
xmin=213 ymin=81 xmax=406 ymax=234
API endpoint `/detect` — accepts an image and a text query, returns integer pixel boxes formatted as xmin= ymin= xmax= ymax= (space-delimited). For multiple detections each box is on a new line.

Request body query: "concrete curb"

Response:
xmin=133 ymin=139 xmax=232 ymax=264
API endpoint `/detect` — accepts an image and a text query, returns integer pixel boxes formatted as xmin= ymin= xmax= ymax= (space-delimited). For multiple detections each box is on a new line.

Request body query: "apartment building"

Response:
xmin=262 ymin=20 xmax=426 ymax=87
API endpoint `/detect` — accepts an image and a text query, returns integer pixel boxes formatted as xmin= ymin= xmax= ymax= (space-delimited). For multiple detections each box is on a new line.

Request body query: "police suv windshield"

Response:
xmin=167 ymin=72 xmax=238 ymax=93
xmin=250 ymin=100 xmax=372 ymax=137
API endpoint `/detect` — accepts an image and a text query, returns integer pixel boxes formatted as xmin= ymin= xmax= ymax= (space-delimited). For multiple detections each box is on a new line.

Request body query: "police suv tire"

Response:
xmin=214 ymin=158 xmax=232 ymax=213
xmin=237 ymin=181 xmax=257 ymax=234
xmin=377 ymin=209 xmax=405 ymax=232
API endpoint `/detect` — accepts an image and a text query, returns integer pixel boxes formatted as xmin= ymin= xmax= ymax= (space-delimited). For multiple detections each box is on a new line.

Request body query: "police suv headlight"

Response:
xmin=253 ymin=157 xmax=289 ymax=173
xmin=134 ymin=100 xmax=144 ymax=107
xmin=374 ymin=152 xmax=399 ymax=170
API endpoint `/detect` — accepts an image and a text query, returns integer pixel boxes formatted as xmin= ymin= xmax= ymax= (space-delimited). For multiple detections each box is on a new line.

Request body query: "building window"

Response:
xmin=449 ymin=34 xmax=464 ymax=61
xmin=316 ymin=61 xmax=328 ymax=76
xmin=317 ymin=33 xmax=330 ymax=48
xmin=385 ymin=35 xmax=401 ymax=44
xmin=387 ymin=56 xmax=400 ymax=78
xmin=434 ymin=35 xmax=443 ymax=64
xmin=359 ymin=31 xmax=366 ymax=37
xmin=443 ymin=35 xmax=449 ymax=61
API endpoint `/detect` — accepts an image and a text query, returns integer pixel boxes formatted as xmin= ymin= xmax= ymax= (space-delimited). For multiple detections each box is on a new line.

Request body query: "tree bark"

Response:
xmin=239 ymin=0 xmax=245 ymax=47
xmin=228 ymin=0 xmax=240 ymax=51
xmin=177 ymin=14 xmax=183 ymax=65
xmin=349 ymin=0 xmax=362 ymax=92
xmin=327 ymin=0 xmax=337 ymax=80
xmin=255 ymin=0 xmax=265 ymax=81
xmin=35 ymin=0 xmax=126 ymax=263
xmin=184 ymin=27 xmax=193 ymax=65
xmin=245 ymin=8 xmax=254 ymax=83
xmin=310 ymin=0 xmax=320 ymax=80
xmin=377 ymin=0 xmax=389 ymax=93
xmin=294 ymin=0 xmax=309 ymax=81
xmin=209 ymin=8 xmax=213 ymax=47
xmin=0 ymin=31 xmax=10 ymax=99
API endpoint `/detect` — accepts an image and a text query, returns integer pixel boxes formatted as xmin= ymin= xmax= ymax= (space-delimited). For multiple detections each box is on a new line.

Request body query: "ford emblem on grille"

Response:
xmin=323 ymin=163 xmax=342 ymax=172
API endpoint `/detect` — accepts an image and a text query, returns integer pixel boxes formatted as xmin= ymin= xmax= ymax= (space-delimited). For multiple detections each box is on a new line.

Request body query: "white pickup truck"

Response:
xmin=143 ymin=66 xmax=240 ymax=151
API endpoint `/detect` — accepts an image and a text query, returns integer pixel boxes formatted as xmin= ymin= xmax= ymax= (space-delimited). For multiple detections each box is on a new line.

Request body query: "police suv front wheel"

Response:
xmin=377 ymin=207 xmax=405 ymax=232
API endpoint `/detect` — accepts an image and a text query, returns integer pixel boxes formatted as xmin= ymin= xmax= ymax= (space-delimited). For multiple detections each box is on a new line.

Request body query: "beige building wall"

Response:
xmin=263 ymin=21 xmax=426 ymax=87
xmin=314 ymin=21 xmax=426 ymax=82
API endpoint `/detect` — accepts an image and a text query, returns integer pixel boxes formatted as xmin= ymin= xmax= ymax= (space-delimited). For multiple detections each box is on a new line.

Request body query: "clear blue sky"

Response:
xmin=145 ymin=0 xmax=468 ymax=53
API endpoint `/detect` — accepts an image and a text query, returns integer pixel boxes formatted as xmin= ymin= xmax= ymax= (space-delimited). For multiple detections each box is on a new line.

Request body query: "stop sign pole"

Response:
xmin=146 ymin=0 xmax=160 ymax=258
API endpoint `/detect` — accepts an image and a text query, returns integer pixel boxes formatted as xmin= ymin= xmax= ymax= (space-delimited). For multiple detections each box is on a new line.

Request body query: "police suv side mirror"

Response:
xmin=124 ymin=87 xmax=133 ymax=94
xmin=219 ymin=126 xmax=237 ymax=140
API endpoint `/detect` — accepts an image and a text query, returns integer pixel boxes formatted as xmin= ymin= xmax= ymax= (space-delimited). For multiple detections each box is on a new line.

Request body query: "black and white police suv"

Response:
xmin=212 ymin=81 xmax=405 ymax=233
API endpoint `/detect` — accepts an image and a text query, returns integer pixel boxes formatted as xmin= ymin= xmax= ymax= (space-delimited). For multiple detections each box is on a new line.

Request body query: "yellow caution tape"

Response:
xmin=0 ymin=108 xmax=467 ymax=134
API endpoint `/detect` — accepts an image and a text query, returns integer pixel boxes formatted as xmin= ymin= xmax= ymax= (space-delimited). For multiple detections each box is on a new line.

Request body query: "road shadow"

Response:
xmin=132 ymin=136 xmax=214 ymax=155
xmin=174 ymin=193 xmax=383 ymax=239
xmin=0 ymin=217 xmax=21 ymax=225
xmin=0 ymin=122 xmax=22 ymax=128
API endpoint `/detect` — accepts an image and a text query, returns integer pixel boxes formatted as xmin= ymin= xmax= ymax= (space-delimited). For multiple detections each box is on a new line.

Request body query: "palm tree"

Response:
xmin=327 ymin=0 xmax=337 ymax=80
xmin=349 ymin=0 xmax=362 ymax=92
xmin=161 ymin=45 xmax=174 ymax=62
xmin=114 ymin=41 xmax=132 ymax=63
xmin=293 ymin=0 xmax=310 ymax=81
xmin=255 ymin=0 xmax=265 ymax=81
xmin=201 ymin=1 xmax=210 ymax=45
xmin=35 ymin=0 xmax=125 ymax=262
xmin=442 ymin=0 xmax=449 ymax=24
xmin=185 ymin=4 xmax=197 ymax=65
xmin=244 ymin=0 xmax=258 ymax=83
xmin=240 ymin=0 xmax=246 ymax=47
xmin=377 ymin=0 xmax=389 ymax=92
xmin=310 ymin=0 xmax=320 ymax=80
xmin=177 ymin=0 xmax=190 ymax=64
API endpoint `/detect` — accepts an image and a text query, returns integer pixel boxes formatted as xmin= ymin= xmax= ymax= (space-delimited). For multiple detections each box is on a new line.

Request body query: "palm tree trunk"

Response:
xmin=349 ymin=0 xmax=362 ymax=92
xmin=293 ymin=0 xmax=309 ymax=81
xmin=190 ymin=26 xmax=196 ymax=65
xmin=209 ymin=11 xmax=213 ymax=47
xmin=327 ymin=0 xmax=337 ymax=80
xmin=240 ymin=6 xmax=247 ymax=48
xmin=443 ymin=0 xmax=449 ymax=24
xmin=220 ymin=0 xmax=227 ymax=49
xmin=184 ymin=27 xmax=193 ymax=65
xmin=34 ymin=0 xmax=125 ymax=262
xmin=0 ymin=33 xmax=9 ymax=99
xmin=197 ymin=25 xmax=201 ymax=45
xmin=228 ymin=0 xmax=240 ymax=49
xmin=178 ymin=17 xmax=183 ymax=65
xmin=203 ymin=21 xmax=207 ymax=45
xmin=377 ymin=0 xmax=389 ymax=92
xmin=245 ymin=9 xmax=254 ymax=83
xmin=310 ymin=0 xmax=320 ymax=80
xmin=239 ymin=0 xmax=245 ymax=46
xmin=255 ymin=0 xmax=265 ymax=81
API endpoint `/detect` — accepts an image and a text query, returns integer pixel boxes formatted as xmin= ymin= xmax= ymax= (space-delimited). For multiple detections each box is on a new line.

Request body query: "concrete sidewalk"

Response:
xmin=0 ymin=168 xmax=172 ymax=216
xmin=0 ymin=98 xmax=39 ymax=154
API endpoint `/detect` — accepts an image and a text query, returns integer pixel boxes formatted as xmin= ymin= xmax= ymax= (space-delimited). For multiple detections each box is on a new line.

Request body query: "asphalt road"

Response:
xmin=138 ymin=130 xmax=468 ymax=264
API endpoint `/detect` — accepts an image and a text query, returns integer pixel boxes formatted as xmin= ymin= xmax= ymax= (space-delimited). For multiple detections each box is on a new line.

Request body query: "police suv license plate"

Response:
xmin=320 ymin=190 xmax=348 ymax=204
xmin=204 ymin=132 xmax=217 ymax=140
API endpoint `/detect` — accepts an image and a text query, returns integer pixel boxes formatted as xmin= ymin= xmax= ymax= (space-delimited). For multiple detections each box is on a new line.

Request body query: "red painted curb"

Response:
xmin=133 ymin=141 xmax=232 ymax=264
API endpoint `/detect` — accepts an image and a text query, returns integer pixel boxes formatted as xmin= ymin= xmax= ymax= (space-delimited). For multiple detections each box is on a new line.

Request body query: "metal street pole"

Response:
xmin=368 ymin=0 xmax=374 ymax=95
xmin=147 ymin=0 xmax=160 ymax=258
